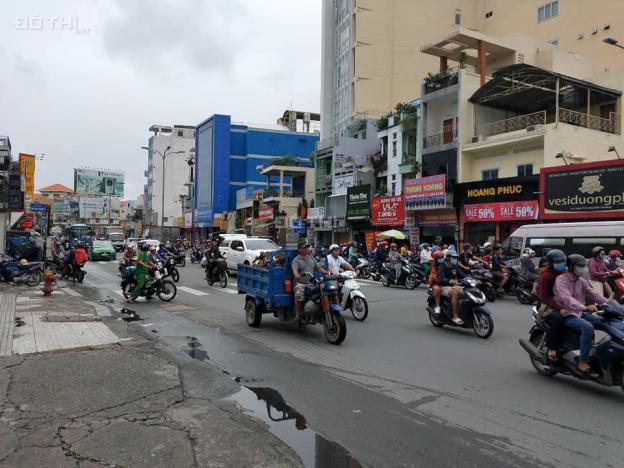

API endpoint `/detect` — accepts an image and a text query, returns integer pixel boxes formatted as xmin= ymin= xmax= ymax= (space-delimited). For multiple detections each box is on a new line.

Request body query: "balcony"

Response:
xmin=558 ymin=107 xmax=619 ymax=134
xmin=423 ymin=67 xmax=459 ymax=95
xmin=476 ymin=111 xmax=546 ymax=139
xmin=423 ymin=126 xmax=458 ymax=150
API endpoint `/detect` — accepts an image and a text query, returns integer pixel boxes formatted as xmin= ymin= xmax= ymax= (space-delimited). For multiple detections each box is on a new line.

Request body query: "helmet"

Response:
xmin=141 ymin=243 xmax=150 ymax=251
xmin=591 ymin=246 xmax=605 ymax=257
xmin=19 ymin=259 xmax=28 ymax=266
xmin=463 ymin=243 xmax=471 ymax=250
xmin=390 ymin=243 xmax=397 ymax=249
xmin=609 ymin=249 xmax=622 ymax=257
xmin=545 ymin=249 xmax=566 ymax=262
xmin=483 ymin=242 xmax=492 ymax=249
xmin=329 ymin=244 xmax=340 ymax=252
xmin=149 ymin=245 xmax=157 ymax=251
xmin=523 ymin=248 xmax=536 ymax=257
xmin=421 ymin=243 xmax=430 ymax=249
xmin=432 ymin=251 xmax=444 ymax=261
xmin=567 ymin=253 xmax=587 ymax=268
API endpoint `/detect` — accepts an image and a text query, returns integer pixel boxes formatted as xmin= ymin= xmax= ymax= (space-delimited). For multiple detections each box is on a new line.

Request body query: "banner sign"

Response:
xmin=415 ymin=209 xmax=457 ymax=226
xmin=308 ymin=207 xmax=325 ymax=219
xmin=74 ymin=168 xmax=124 ymax=196
xmin=540 ymin=160 xmax=624 ymax=219
xmin=404 ymin=175 xmax=445 ymax=203
xmin=454 ymin=175 xmax=539 ymax=205
xmin=30 ymin=203 xmax=49 ymax=234
xmin=409 ymin=228 xmax=420 ymax=246
xmin=184 ymin=212 xmax=193 ymax=228
xmin=79 ymin=197 xmax=120 ymax=219
xmin=372 ymin=195 xmax=405 ymax=226
xmin=463 ymin=200 xmax=539 ymax=222
xmin=19 ymin=153 xmax=36 ymax=199
xmin=257 ymin=208 xmax=274 ymax=222
xmin=346 ymin=184 xmax=371 ymax=219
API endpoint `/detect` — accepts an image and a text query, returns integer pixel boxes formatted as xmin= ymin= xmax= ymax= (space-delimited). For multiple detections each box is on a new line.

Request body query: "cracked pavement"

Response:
xmin=0 ymin=341 xmax=303 ymax=467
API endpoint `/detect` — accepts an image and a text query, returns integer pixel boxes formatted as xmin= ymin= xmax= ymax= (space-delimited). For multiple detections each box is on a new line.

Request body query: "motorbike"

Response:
xmin=369 ymin=259 xmax=384 ymax=282
xmin=426 ymin=277 xmax=494 ymax=339
xmin=352 ymin=255 xmax=371 ymax=280
xmin=299 ymin=273 xmax=347 ymax=344
xmin=1 ymin=259 xmax=45 ymax=286
xmin=173 ymin=251 xmax=186 ymax=267
xmin=609 ymin=267 xmax=624 ymax=304
xmin=338 ymin=270 xmax=368 ymax=321
xmin=470 ymin=266 xmax=497 ymax=302
xmin=121 ymin=262 xmax=177 ymax=302
xmin=163 ymin=256 xmax=180 ymax=283
xmin=190 ymin=249 xmax=203 ymax=264
xmin=205 ymin=258 xmax=228 ymax=288
xmin=381 ymin=257 xmax=423 ymax=289
xmin=519 ymin=302 xmax=624 ymax=391
xmin=515 ymin=272 xmax=538 ymax=305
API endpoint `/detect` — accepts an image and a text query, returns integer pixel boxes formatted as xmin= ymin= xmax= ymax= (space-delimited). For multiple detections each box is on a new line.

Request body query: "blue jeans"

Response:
xmin=563 ymin=314 xmax=605 ymax=362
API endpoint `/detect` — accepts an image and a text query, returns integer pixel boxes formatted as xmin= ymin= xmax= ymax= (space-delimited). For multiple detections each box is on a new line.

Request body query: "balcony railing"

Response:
xmin=423 ymin=67 xmax=460 ymax=95
xmin=475 ymin=111 xmax=546 ymax=139
xmin=558 ymin=107 xmax=620 ymax=134
xmin=423 ymin=128 xmax=458 ymax=149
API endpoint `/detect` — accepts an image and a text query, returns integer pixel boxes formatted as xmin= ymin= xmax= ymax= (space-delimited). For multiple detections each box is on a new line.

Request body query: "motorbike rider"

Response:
xmin=148 ymin=245 xmax=163 ymax=263
xmin=458 ymin=243 xmax=477 ymax=273
xmin=292 ymin=240 xmax=329 ymax=325
xmin=326 ymin=244 xmax=355 ymax=276
xmin=374 ymin=241 xmax=388 ymax=264
xmin=606 ymin=249 xmax=622 ymax=271
xmin=388 ymin=243 xmax=402 ymax=283
xmin=537 ymin=249 xmax=568 ymax=362
xmin=588 ymin=246 xmax=613 ymax=298
xmin=554 ymin=253 xmax=608 ymax=378
xmin=431 ymin=235 xmax=443 ymax=253
xmin=491 ymin=245 xmax=510 ymax=294
xmin=125 ymin=243 xmax=153 ymax=303
xmin=437 ymin=250 xmax=465 ymax=325
xmin=205 ymin=242 xmax=223 ymax=281
xmin=519 ymin=248 xmax=538 ymax=283
xmin=420 ymin=243 xmax=432 ymax=278
xmin=428 ymin=250 xmax=445 ymax=315
xmin=348 ymin=242 xmax=358 ymax=266
xmin=123 ymin=245 xmax=137 ymax=266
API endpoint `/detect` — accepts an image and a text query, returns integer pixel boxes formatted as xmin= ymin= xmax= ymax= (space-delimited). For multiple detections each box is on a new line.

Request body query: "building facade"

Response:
xmin=321 ymin=0 xmax=624 ymax=140
xmin=144 ymin=124 xmax=195 ymax=228
xmin=193 ymin=114 xmax=319 ymax=232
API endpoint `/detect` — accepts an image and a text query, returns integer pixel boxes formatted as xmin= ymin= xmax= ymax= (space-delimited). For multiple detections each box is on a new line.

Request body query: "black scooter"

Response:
xmin=205 ymin=258 xmax=228 ymax=288
xmin=426 ymin=277 xmax=494 ymax=339
xmin=381 ymin=258 xmax=423 ymax=290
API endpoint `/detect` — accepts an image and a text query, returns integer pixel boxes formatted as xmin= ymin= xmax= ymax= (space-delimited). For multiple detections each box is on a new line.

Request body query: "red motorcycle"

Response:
xmin=610 ymin=268 xmax=624 ymax=304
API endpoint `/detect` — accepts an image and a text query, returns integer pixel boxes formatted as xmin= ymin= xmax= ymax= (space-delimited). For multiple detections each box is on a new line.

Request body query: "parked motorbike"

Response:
xmin=426 ymin=277 xmax=494 ymax=339
xmin=4 ymin=261 xmax=45 ymax=287
xmin=338 ymin=270 xmax=368 ymax=321
xmin=519 ymin=302 xmax=624 ymax=391
xmin=381 ymin=258 xmax=423 ymax=289
xmin=205 ymin=258 xmax=228 ymax=288
xmin=121 ymin=262 xmax=177 ymax=301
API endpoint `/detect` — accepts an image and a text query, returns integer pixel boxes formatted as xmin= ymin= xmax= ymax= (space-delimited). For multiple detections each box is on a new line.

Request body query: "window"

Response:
xmin=230 ymin=240 xmax=244 ymax=251
xmin=455 ymin=12 xmax=461 ymax=25
xmin=485 ymin=11 xmax=493 ymax=18
xmin=391 ymin=182 xmax=396 ymax=195
xmin=548 ymin=38 xmax=559 ymax=47
xmin=221 ymin=240 xmax=230 ymax=249
xmin=571 ymin=238 xmax=617 ymax=257
xmin=528 ymin=237 xmax=565 ymax=257
xmin=177 ymin=130 xmax=183 ymax=137
xmin=481 ymin=168 xmax=499 ymax=180
xmin=517 ymin=164 xmax=533 ymax=177
xmin=501 ymin=236 xmax=523 ymax=259
xmin=392 ymin=140 xmax=397 ymax=157
xmin=538 ymin=1 xmax=558 ymax=23
xmin=391 ymin=174 xmax=396 ymax=181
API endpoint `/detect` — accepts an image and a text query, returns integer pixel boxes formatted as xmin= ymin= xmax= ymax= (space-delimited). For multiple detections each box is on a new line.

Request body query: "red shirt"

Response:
xmin=537 ymin=269 xmax=561 ymax=310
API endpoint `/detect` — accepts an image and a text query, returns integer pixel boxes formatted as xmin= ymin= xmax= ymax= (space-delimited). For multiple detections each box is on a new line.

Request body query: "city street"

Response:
xmin=85 ymin=258 xmax=624 ymax=468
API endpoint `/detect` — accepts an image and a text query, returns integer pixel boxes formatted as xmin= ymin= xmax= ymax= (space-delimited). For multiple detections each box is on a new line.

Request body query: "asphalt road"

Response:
xmin=85 ymin=257 xmax=624 ymax=468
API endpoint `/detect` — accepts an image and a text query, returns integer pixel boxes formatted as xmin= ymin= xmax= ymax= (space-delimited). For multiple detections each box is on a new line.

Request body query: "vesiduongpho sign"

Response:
xmin=540 ymin=159 xmax=624 ymax=219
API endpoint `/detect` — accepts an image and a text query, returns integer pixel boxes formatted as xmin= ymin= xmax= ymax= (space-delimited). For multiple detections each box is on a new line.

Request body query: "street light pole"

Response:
xmin=603 ymin=37 xmax=624 ymax=50
xmin=141 ymin=146 xmax=185 ymax=232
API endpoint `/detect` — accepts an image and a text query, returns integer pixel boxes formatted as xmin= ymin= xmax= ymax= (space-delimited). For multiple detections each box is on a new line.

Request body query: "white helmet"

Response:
xmin=523 ymin=247 xmax=536 ymax=257
xmin=329 ymin=244 xmax=340 ymax=252
xmin=483 ymin=242 xmax=492 ymax=248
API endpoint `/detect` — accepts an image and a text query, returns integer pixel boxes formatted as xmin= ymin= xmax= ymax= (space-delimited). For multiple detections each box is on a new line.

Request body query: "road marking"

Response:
xmin=60 ymin=287 xmax=83 ymax=297
xmin=206 ymin=285 xmax=237 ymax=294
xmin=178 ymin=286 xmax=210 ymax=296
xmin=98 ymin=261 xmax=108 ymax=265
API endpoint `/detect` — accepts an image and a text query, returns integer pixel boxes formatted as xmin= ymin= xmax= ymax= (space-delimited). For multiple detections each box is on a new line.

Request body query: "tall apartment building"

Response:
xmin=321 ymin=0 xmax=624 ymax=139
xmin=144 ymin=124 xmax=195 ymax=227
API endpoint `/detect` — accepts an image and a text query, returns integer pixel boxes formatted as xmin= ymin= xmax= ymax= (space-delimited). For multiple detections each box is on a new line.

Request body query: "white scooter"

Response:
xmin=339 ymin=270 xmax=368 ymax=321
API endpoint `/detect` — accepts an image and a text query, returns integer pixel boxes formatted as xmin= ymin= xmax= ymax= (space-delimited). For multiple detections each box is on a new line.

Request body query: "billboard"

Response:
xmin=372 ymin=195 xmax=405 ymax=226
xmin=30 ymin=203 xmax=49 ymax=234
xmin=463 ymin=201 xmax=539 ymax=222
xmin=540 ymin=160 xmax=624 ymax=219
xmin=79 ymin=197 xmax=120 ymax=220
xmin=19 ymin=153 xmax=36 ymax=204
xmin=346 ymin=185 xmax=371 ymax=219
xmin=74 ymin=168 xmax=124 ymax=196
xmin=404 ymin=175 xmax=445 ymax=207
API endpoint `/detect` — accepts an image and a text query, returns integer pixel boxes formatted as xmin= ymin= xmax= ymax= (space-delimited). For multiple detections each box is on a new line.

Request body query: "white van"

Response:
xmin=501 ymin=221 xmax=624 ymax=259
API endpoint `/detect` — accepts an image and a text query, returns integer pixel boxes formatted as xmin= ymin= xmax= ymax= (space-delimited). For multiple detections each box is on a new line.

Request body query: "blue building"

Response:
xmin=194 ymin=114 xmax=319 ymax=228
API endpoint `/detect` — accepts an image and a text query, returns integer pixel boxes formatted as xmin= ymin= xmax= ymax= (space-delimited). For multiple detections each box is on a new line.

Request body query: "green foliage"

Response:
xmin=401 ymin=112 xmax=418 ymax=131
xmin=395 ymin=102 xmax=417 ymax=115
xmin=376 ymin=115 xmax=388 ymax=130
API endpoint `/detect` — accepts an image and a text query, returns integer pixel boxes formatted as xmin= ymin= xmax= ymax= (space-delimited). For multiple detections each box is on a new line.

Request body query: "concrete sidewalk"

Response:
xmin=0 ymin=281 xmax=304 ymax=467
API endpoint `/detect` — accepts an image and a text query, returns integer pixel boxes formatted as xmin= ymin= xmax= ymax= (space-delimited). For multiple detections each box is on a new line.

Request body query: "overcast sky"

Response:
xmin=0 ymin=0 xmax=321 ymax=200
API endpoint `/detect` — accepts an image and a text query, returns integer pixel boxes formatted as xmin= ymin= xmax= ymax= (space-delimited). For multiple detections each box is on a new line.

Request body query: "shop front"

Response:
xmin=346 ymin=184 xmax=372 ymax=249
xmin=455 ymin=175 xmax=539 ymax=245
xmin=540 ymin=159 xmax=624 ymax=221
xmin=404 ymin=175 xmax=457 ymax=245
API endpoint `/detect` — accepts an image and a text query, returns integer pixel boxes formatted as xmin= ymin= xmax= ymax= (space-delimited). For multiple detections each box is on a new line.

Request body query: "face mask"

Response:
xmin=553 ymin=262 xmax=566 ymax=272
xmin=450 ymin=258 xmax=458 ymax=266
xmin=616 ymin=259 xmax=622 ymax=267
xmin=574 ymin=265 xmax=589 ymax=278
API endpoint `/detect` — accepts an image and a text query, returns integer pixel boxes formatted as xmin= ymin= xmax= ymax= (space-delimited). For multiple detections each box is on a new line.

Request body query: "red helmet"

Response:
xmin=609 ymin=249 xmax=622 ymax=257
xmin=432 ymin=251 xmax=444 ymax=261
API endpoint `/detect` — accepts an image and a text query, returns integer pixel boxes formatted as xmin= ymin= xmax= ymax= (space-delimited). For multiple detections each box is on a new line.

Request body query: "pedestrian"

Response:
xmin=126 ymin=243 xmax=151 ymax=303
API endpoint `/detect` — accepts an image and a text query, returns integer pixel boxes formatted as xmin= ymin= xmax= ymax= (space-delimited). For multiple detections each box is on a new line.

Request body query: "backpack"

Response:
xmin=74 ymin=248 xmax=88 ymax=266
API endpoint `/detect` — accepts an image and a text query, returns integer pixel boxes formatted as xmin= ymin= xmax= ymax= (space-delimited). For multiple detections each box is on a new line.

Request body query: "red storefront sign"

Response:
xmin=463 ymin=200 xmax=539 ymax=222
xmin=372 ymin=195 xmax=405 ymax=226
xmin=257 ymin=208 xmax=274 ymax=223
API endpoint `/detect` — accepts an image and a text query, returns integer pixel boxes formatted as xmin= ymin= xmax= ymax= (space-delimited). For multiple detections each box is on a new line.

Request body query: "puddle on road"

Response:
xmin=225 ymin=385 xmax=363 ymax=468
xmin=187 ymin=336 xmax=209 ymax=361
